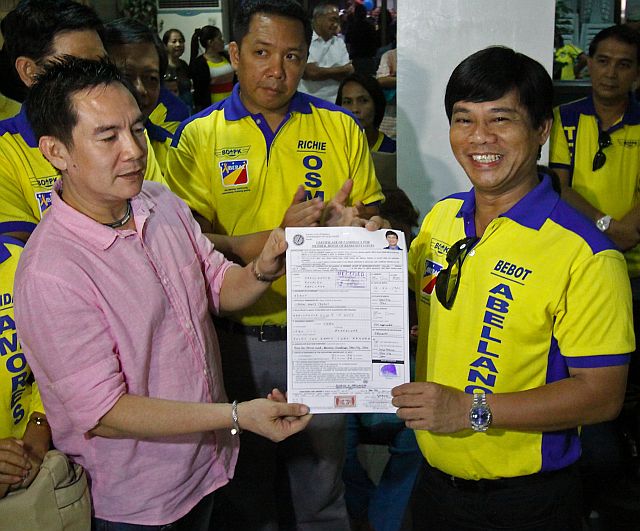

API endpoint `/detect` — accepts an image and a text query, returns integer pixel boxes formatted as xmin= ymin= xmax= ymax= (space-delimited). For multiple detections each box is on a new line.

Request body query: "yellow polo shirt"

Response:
xmin=550 ymin=95 xmax=640 ymax=277
xmin=166 ymin=85 xmax=384 ymax=326
xmin=409 ymin=175 xmax=633 ymax=480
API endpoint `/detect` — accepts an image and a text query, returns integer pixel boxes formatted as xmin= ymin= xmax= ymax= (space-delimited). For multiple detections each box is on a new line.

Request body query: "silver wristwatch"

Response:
xmin=469 ymin=392 xmax=492 ymax=432
xmin=596 ymin=214 xmax=612 ymax=233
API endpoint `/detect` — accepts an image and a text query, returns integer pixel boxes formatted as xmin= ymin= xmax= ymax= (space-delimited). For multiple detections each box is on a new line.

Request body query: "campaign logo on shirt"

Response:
xmin=219 ymin=160 xmax=249 ymax=187
xmin=422 ymin=259 xmax=443 ymax=295
xmin=35 ymin=191 xmax=52 ymax=217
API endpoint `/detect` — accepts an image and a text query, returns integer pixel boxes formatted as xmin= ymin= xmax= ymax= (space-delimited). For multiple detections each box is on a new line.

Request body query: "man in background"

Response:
xmin=103 ymin=18 xmax=183 ymax=173
xmin=298 ymin=1 xmax=354 ymax=103
xmin=0 ymin=0 xmax=164 ymax=243
xmin=549 ymin=23 xmax=640 ymax=520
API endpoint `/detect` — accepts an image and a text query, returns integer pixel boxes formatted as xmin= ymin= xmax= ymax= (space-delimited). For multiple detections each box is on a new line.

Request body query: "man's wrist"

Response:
xmin=251 ymin=259 xmax=278 ymax=282
xmin=28 ymin=415 xmax=48 ymax=428
xmin=230 ymin=400 xmax=242 ymax=435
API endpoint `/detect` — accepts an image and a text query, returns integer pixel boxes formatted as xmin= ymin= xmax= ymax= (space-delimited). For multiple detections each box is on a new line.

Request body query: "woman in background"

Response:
xmin=189 ymin=25 xmax=234 ymax=113
xmin=337 ymin=73 xmax=395 ymax=153
xmin=162 ymin=28 xmax=193 ymax=111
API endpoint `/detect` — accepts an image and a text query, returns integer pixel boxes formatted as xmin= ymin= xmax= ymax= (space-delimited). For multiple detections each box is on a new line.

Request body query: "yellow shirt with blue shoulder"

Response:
xmin=549 ymin=95 xmax=640 ymax=277
xmin=0 ymin=106 xmax=166 ymax=235
xmin=371 ymin=131 xmax=396 ymax=153
xmin=165 ymin=85 xmax=384 ymax=326
xmin=408 ymin=174 xmax=633 ymax=480
xmin=146 ymin=120 xmax=173 ymax=175
xmin=148 ymin=86 xmax=190 ymax=134
xmin=0 ymin=235 xmax=44 ymax=438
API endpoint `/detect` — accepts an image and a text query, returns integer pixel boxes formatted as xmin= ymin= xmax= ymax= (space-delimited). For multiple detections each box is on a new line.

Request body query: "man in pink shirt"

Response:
xmin=14 ymin=57 xmax=312 ymax=530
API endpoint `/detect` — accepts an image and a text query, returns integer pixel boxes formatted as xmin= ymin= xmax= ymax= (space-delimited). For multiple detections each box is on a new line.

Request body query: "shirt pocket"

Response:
xmin=178 ymin=255 xmax=209 ymax=328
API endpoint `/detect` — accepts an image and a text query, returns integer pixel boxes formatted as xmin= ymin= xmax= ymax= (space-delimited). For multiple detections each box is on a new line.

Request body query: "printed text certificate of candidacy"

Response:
xmin=286 ymin=227 xmax=410 ymax=413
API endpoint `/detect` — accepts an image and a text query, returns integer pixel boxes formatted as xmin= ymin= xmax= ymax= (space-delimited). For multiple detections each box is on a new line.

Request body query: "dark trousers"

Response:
xmin=411 ymin=462 xmax=583 ymax=531
xmin=212 ymin=324 xmax=349 ymax=531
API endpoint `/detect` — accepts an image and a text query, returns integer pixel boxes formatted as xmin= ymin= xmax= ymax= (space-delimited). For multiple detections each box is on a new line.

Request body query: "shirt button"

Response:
xmin=256 ymin=118 xmax=262 ymax=125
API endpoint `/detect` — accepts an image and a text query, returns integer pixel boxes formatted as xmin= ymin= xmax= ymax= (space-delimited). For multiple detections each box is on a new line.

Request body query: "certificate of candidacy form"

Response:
xmin=285 ymin=226 xmax=410 ymax=413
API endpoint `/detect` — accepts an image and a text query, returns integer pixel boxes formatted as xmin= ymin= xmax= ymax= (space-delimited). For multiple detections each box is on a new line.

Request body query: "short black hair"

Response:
xmin=444 ymin=46 xmax=553 ymax=129
xmin=589 ymin=24 xmax=640 ymax=63
xmin=26 ymin=56 xmax=137 ymax=148
xmin=385 ymin=230 xmax=398 ymax=238
xmin=336 ymin=72 xmax=386 ymax=129
xmin=3 ymin=0 xmax=103 ymax=67
xmin=103 ymin=18 xmax=168 ymax=78
xmin=233 ymin=0 xmax=312 ymax=49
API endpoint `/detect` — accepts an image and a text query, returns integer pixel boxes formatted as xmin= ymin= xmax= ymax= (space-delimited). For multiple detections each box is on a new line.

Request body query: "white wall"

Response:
xmin=157 ymin=8 xmax=224 ymax=64
xmin=397 ymin=0 xmax=556 ymax=218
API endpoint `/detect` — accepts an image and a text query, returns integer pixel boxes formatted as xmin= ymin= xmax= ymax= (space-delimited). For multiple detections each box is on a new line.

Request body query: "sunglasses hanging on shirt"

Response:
xmin=592 ymin=130 xmax=612 ymax=171
xmin=435 ymin=236 xmax=480 ymax=310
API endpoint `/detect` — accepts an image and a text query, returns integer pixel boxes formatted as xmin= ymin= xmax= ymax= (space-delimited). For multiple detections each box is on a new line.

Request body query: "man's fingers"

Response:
xmin=392 ymin=382 xmax=428 ymax=396
xmin=281 ymin=198 xmax=323 ymax=228
xmin=268 ymin=388 xmax=287 ymax=402
xmin=290 ymin=184 xmax=306 ymax=205
xmin=392 ymin=394 xmax=430 ymax=409
xmin=275 ymin=402 xmax=310 ymax=418
xmin=286 ymin=412 xmax=314 ymax=432
xmin=0 ymin=472 xmax=25 ymax=485
xmin=331 ymin=179 xmax=354 ymax=207
xmin=366 ymin=215 xmax=391 ymax=230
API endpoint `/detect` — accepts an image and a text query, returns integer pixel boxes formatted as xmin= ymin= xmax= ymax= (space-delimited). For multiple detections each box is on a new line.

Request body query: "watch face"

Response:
xmin=596 ymin=216 xmax=611 ymax=232
xmin=471 ymin=407 xmax=490 ymax=424
xmin=470 ymin=405 xmax=492 ymax=431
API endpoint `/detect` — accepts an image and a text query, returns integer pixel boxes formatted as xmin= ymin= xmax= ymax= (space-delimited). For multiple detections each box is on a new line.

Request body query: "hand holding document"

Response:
xmin=286 ymin=227 xmax=410 ymax=413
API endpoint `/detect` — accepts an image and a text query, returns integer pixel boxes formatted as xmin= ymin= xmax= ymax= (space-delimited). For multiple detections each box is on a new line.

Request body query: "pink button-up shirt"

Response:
xmin=15 ymin=181 xmax=239 ymax=525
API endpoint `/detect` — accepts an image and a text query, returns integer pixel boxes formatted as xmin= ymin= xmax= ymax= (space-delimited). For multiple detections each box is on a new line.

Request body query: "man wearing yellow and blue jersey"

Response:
xmin=549 ymin=24 xmax=640 ymax=519
xmin=550 ymin=25 xmax=640 ymax=280
xmin=102 ymin=18 xmax=189 ymax=176
xmin=0 ymin=235 xmax=51 ymax=499
xmin=393 ymin=47 xmax=633 ymax=531
xmin=550 ymin=25 xmax=640 ymax=516
xmin=0 ymin=0 xmax=165 ymax=242
xmin=165 ymin=1 xmax=383 ymax=529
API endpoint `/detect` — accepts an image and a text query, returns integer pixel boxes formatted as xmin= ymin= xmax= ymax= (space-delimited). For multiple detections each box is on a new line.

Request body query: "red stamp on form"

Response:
xmin=334 ymin=396 xmax=356 ymax=408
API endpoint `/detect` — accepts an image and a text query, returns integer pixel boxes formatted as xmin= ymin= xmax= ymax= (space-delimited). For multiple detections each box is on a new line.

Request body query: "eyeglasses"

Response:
xmin=435 ymin=236 xmax=479 ymax=310
xmin=592 ymin=130 xmax=612 ymax=171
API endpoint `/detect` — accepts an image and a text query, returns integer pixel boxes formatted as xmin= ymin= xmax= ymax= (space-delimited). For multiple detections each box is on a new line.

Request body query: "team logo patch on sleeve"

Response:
xmin=35 ymin=191 xmax=52 ymax=216
xmin=422 ymin=259 xmax=443 ymax=294
xmin=219 ymin=160 xmax=249 ymax=186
